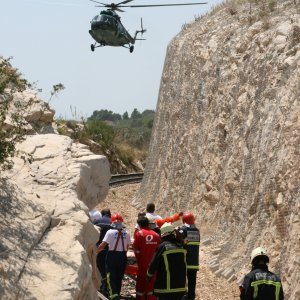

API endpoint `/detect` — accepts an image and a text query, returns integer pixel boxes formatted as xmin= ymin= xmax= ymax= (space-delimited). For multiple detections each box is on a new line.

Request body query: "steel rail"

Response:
xmin=109 ymin=172 xmax=144 ymax=187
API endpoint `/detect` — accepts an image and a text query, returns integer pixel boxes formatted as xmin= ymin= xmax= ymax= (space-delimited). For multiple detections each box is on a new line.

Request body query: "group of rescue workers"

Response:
xmin=89 ymin=203 xmax=284 ymax=300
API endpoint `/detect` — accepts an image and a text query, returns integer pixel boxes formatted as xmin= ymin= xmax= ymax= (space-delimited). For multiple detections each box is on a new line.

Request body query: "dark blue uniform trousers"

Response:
xmin=96 ymin=249 xmax=108 ymax=293
xmin=106 ymin=251 xmax=127 ymax=299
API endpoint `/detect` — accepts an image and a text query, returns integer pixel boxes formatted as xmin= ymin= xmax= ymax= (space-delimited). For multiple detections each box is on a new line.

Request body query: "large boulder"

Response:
xmin=0 ymin=134 xmax=110 ymax=299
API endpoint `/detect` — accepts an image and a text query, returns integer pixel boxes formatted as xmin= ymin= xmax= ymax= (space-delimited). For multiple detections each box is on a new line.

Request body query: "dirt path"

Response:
xmin=97 ymin=184 xmax=239 ymax=300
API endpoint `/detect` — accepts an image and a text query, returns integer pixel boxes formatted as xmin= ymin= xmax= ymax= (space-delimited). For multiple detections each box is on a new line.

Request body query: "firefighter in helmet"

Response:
xmin=147 ymin=222 xmax=187 ymax=300
xmin=178 ymin=212 xmax=200 ymax=300
xmin=240 ymin=247 xmax=284 ymax=300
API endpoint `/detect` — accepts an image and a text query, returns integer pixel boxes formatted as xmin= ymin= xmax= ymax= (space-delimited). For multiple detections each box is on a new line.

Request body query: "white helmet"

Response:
xmin=89 ymin=209 xmax=101 ymax=223
xmin=250 ymin=247 xmax=269 ymax=264
xmin=160 ymin=222 xmax=174 ymax=237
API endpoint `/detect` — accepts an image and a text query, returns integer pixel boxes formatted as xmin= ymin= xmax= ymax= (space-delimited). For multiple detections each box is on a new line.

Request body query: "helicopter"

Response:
xmin=89 ymin=0 xmax=207 ymax=53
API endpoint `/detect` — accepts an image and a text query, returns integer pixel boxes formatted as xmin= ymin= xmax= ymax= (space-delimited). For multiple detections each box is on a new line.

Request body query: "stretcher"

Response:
xmin=125 ymin=249 xmax=138 ymax=278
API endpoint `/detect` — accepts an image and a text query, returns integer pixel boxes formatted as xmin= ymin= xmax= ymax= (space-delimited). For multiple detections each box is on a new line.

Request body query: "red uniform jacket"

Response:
xmin=133 ymin=228 xmax=160 ymax=269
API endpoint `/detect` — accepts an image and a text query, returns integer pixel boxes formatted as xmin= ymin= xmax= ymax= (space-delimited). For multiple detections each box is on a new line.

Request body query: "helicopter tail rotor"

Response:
xmin=140 ymin=18 xmax=147 ymax=35
xmin=133 ymin=18 xmax=147 ymax=42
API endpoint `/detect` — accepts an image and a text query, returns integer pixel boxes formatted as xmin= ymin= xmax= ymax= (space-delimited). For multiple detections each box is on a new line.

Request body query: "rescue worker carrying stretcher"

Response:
xmin=133 ymin=216 xmax=160 ymax=300
xmin=97 ymin=213 xmax=131 ymax=300
xmin=146 ymin=222 xmax=187 ymax=300
xmin=240 ymin=247 xmax=284 ymax=300
xmin=178 ymin=212 xmax=200 ymax=300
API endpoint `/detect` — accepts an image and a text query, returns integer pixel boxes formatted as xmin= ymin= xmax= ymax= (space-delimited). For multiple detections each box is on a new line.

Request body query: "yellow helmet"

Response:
xmin=160 ymin=222 xmax=174 ymax=237
xmin=250 ymin=247 xmax=269 ymax=264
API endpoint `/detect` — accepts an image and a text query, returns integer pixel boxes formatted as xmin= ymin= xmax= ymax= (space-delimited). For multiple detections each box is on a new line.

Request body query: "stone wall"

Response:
xmin=0 ymin=134 xmax=110 ymax=299
xmin=134 ymin=1 xmax=300 ymax=299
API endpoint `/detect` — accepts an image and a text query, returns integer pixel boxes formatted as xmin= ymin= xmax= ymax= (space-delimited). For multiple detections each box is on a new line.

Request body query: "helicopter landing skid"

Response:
xmin=90 ymin=42 xmax=106 ymax=52
xmin=122 ymin=45 xmax=134 ymax=53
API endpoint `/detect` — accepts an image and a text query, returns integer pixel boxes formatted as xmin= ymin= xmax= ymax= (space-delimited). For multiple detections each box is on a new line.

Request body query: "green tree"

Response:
xmin=131 ymin=108 xmax=141 ymax=119
xmin=123 ymin=111 xmax=129 ymax=120
xmin=146 ymin=118 xmax=154 ymax=129
xmin=141 ymin=109 xmax=155 ymax=116
xmin=88 ymin=109 xmax=121 ymax=122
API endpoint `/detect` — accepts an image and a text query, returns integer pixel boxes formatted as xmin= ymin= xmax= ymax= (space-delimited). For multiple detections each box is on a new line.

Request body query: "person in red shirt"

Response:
xmin=133 ymin=216 xmax=160 ymax=300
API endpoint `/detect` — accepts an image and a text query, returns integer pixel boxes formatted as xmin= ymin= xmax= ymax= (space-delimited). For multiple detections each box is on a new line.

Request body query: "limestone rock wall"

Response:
xmin=0 ymin=134 xmax=110 ymax=299
xmin=1 ymin=87 xmax=56 ymax=134
xmin=135 ymin=1 xmax=300 ymax=299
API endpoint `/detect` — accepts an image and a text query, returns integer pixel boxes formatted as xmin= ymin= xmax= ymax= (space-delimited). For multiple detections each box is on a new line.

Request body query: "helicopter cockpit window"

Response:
xmin=92 ymin=15 xmax=101 ymax=22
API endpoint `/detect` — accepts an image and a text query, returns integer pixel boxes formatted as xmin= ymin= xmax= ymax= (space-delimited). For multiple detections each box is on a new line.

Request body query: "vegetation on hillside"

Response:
xmin=0 ymin=58 xmax=153 ymax=174
xmin=0 ymin=57 xmax=65 ymax=174
xmin=57 ymin=108 xmax=155 ymax=172
xmin=88 ymin=108 xmax=155 ymax=150
xmin=0 ymin=58 xmax=31 ymax=172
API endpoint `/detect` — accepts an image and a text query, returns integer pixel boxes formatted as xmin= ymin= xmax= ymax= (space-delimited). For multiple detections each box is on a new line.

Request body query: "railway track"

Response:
xmin=109 ymin=172 xmax=144 ymax=187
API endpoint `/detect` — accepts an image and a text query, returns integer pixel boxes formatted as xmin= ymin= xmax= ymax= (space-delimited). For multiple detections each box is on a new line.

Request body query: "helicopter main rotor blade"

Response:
xmin=90 ymin=0 xmax=133 ymax=8
xmin=118 ymin=2 xmax=207 ymax=8
xmin=115 ymin=7 xmax=125 ymax=12
xmin=116 ymin=0 xmax=134 ymax=5
xmin=89 ymin=0 xmax=107 ymax=5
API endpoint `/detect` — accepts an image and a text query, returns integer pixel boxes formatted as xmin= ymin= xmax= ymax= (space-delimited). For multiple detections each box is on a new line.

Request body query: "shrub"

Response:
xmin=84 ymin=120 xmax=116 ymax=149
xmin=0 ymin=58 xmax=31 ymax=173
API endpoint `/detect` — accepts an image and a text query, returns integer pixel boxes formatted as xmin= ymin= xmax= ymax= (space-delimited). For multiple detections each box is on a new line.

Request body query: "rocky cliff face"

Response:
xmin=135 ymin=1 xmax=300 ymax=299
xmin=0 ymin=90 xmax=110 ymax=298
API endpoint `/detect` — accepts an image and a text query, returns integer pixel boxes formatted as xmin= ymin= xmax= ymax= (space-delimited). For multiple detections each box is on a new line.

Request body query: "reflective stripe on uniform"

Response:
xmin=136 ymin=291 xmax=144 ymax=296
xmin=187 ymin=242 xmax=200 ymax=246
xmin=251 ymin=280 xmax=281 ymax=300
xmin=107 ymin=272 xmax=113 ymax=297
xmin=154 ymin=287 xmax=187 ymax=293
xmin=146 ymin=292 xmax=153 ymax=295
xmin=162 ymin=248 xmax=187 ymax=292
xmin=147 ymin=271 xmax=153 ymax=277
xmin=187 ymin=265 xmax=199 ymax=270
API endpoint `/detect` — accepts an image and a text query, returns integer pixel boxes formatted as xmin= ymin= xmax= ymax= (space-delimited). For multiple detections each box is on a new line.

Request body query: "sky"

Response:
xmin=0 ymin=0 xmax=223 ymax=119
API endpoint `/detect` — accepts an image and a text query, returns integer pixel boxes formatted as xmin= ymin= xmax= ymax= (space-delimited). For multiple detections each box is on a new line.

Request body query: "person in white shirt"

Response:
xmin=145 ymin=202 xmax=162 ymax=221
xmin=97 ymin=213 xmax=130 ymax=300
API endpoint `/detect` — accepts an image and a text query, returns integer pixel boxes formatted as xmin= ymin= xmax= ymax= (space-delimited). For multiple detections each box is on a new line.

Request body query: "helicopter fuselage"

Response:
xmin=89 ymin=10 xmax=134 ymax=47
xmin=89 ymin=0 xmax=206 ymax=52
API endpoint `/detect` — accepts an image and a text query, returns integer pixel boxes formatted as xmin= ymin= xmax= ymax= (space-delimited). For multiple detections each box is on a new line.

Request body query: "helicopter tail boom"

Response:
xmin=133 ymin=18 xmax=146 ymax=43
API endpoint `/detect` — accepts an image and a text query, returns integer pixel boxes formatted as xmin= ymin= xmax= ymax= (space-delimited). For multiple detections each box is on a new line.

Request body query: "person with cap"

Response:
xmin=94 ymin=208 xmax=112 ymax=296
xmin=133 ymin=216 xmax=160 ymax=300
xmin=146 ymin=222 xmax=187 ymax=300
xmin=89 ymin=209 xmax=102 ymax=224
xmin=97 ymin=213 xmax=131 ymax=300
xmin=177 ymin=212 xmax=200 ymax=300
xmin=240 ymin=247 xmax=284 ymax=300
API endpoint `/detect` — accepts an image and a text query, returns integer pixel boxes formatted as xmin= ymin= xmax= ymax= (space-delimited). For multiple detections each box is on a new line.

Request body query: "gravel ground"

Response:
xmin=96 ymin=184 xmax=239 ymax=300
